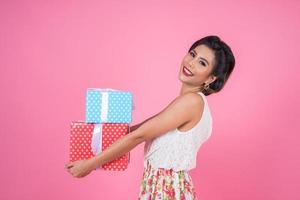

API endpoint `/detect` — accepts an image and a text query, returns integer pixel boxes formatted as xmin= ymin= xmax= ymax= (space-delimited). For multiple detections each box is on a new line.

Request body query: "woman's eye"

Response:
xmin=200 ymin=61 xmax=206 ymax=66
xmin=189 ymin=52 xmax=195 ymax=57
xmin=189 ymin=51 xmax=206 ymax=66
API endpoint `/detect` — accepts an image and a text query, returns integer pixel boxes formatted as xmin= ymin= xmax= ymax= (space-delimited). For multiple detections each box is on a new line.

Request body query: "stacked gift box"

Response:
xmin=69 ymin=88 xmax=134 ymax=171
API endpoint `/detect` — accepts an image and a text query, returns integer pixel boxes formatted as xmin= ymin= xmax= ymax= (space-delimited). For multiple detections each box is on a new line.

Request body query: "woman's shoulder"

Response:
xmin=177 ymin=92 xmax=205 ymax=108
xmin=170 ymin=92 xmax=205 ymax=122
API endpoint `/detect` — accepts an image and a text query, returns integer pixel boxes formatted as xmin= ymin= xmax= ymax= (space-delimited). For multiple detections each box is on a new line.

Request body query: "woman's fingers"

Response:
xmin=65 ymin=162 xmax=74 ymax=169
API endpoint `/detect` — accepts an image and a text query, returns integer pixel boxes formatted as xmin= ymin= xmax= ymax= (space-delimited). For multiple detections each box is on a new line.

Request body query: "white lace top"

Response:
xmin=143 ymin=91 xmax=213 ymax=172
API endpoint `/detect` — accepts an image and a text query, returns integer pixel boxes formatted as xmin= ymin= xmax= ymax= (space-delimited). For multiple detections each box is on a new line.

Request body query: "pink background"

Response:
xmin=1 ymin=0 xmax=299 ymax=199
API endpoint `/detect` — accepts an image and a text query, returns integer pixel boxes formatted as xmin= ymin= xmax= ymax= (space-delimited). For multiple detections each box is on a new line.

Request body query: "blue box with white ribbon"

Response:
xmin=85 ymin=88 xmax=134 ymax=123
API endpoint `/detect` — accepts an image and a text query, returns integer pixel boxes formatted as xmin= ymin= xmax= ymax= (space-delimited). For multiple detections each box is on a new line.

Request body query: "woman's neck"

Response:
xmin=179 ymin=84 xmax=201 ymax=96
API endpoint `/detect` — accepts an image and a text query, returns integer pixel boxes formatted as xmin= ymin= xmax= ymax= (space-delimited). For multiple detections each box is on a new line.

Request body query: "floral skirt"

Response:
xmin=138 ymin=160 xmax=198 ymax=200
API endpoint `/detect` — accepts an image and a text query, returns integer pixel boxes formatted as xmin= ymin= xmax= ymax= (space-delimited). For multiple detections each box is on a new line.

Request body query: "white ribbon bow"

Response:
xmin=100 ymin=88 xmax=119 ymax=122
xmin=91 ymin=124 xmax=103 ymax=169
xmin=91 ymin=124 xmax=103 ymax=155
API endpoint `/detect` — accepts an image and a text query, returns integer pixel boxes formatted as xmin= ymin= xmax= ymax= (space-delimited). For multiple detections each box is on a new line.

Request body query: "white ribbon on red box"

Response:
xmin=91 ymin=124 xmax=103 ymax=169
xmin=91 ymin=124 xmax=103 ymax=155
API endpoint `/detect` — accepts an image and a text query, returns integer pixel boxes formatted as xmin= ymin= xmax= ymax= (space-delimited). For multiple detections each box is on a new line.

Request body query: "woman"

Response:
xmin=65 ymin=35 xmax=235 ymax=200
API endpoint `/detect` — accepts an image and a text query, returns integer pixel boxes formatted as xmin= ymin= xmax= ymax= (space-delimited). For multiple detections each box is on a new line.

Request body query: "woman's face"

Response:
xmin=178 ymin=44 xmax=216 ymax=88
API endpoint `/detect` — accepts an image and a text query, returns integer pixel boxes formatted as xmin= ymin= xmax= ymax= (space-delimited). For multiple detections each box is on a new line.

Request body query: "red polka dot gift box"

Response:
xmin=69 ymin=121 xmax=130 ymax=171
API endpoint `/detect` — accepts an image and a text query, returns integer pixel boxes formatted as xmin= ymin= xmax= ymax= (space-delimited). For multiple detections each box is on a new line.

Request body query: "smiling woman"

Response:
xmin=65 ymin=35 xmax=236 ymax=200
xmin=137 ymin=35 xmax=236 ymax=200
xmin=181 ymin=35 xmax=236 ymax=96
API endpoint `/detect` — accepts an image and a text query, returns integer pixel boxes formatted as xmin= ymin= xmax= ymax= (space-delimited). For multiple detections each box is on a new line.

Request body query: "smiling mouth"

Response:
xmin=182 ymin=66 xmax=194 ymax=76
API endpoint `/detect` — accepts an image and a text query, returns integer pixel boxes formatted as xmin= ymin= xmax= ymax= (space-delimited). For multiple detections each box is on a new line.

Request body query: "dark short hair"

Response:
xmin=188 ymin=35 xmax=235 ymax=96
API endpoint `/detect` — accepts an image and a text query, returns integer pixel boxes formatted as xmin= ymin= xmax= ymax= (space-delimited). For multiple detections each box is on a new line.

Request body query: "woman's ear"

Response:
xmin=209 ymin=75 xmax=217 ymax=84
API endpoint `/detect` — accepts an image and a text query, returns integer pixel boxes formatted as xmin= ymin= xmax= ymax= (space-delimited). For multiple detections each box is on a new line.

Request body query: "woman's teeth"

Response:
xmin=183 ymin=66 xmax=193 ymax=76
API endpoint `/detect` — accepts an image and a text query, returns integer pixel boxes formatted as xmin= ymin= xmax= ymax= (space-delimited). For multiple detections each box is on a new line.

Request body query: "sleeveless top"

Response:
xmin=143 ymin=91 xmax=213 ymax=172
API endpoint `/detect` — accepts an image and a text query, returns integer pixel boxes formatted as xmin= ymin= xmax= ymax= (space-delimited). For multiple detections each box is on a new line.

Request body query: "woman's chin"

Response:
xmin=178 ymin=74 xmax=184 ymax=82
xmin=178 ymin=73 xmax=189 ymax=81
xmin=178 ymin=75 xmax=189 ymax=84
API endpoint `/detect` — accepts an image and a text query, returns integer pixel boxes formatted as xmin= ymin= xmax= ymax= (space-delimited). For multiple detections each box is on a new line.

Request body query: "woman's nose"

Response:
xmin=188 ymin=59 xmax=196 ymax=67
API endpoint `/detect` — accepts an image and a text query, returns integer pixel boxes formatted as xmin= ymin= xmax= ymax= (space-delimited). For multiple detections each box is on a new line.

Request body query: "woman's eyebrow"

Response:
xmin=192 ymin=50 xmax=210 ymax=65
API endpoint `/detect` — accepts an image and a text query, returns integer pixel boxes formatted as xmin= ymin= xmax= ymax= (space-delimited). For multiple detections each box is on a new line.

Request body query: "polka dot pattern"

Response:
xmin=69 ymin=121 xmax=130 ymax=171
xmin=86 ymin=89 xmax=133 ymax=123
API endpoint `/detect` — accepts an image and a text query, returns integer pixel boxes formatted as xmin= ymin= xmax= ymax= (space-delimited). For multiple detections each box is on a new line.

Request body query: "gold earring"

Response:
xmin=203 ymin=83 xmax=210 ymax=90
xmin=200 ymin=83 xmax=209 ymax=92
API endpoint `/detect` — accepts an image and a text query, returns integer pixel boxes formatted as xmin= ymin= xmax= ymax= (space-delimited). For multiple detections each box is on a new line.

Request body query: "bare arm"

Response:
xmin=129 ymin=113 xmax=159 ymax=132
xmin=130 ymin=96 xmax=181 ymax=132
xmin=88 ymin=92 xmax=204 ymax=169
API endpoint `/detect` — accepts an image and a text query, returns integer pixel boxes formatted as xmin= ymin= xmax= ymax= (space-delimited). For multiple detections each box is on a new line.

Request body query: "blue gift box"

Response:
xmin=85 ymin=88 xmax=134 ymax=123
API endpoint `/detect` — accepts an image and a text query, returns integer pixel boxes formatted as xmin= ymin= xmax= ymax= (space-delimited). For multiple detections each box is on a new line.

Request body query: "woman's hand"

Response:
xmin=65 ymin=158 xmax=98 ymax=178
